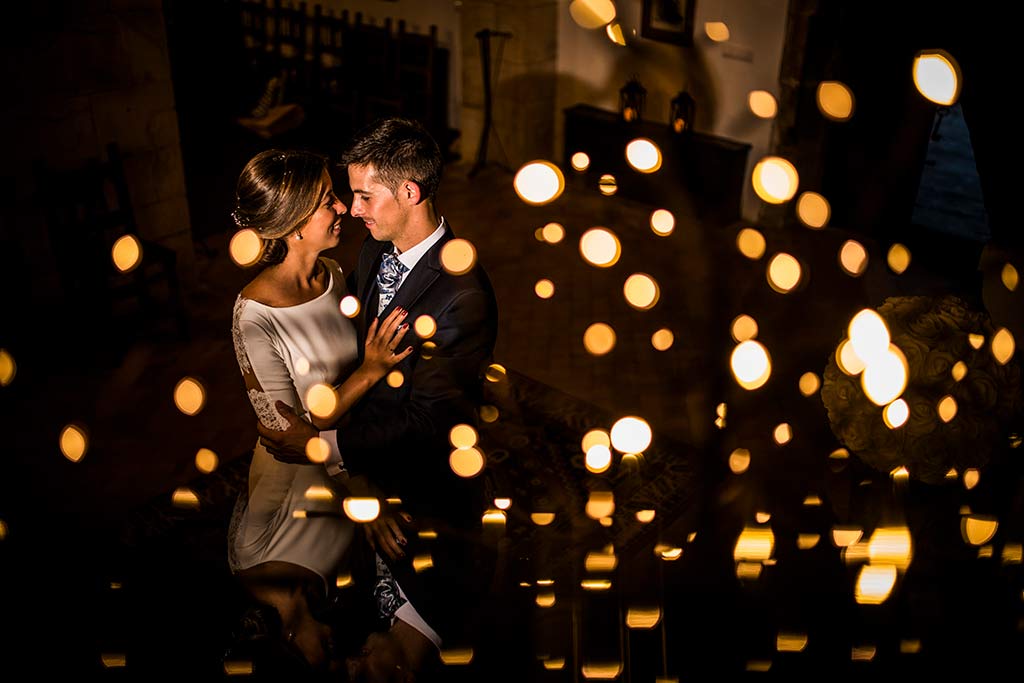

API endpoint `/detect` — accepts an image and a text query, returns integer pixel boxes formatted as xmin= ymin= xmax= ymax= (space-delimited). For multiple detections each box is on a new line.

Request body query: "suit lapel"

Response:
xmin=382 ymin=229 xmax=453 ymax=317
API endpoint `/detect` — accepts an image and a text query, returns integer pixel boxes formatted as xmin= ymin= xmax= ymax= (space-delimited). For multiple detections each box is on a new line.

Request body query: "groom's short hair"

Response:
xmin=341 ymin=117 xmax=443 ymax=201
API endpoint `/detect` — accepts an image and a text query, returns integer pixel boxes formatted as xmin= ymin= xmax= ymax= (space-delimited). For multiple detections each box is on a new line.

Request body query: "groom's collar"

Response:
xmin=391 ymin=217 xmax=447 ymax=272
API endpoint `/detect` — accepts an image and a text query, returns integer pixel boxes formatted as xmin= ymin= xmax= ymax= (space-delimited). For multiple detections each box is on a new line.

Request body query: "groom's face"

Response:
xmin=349 ymin=163 xmax=409 ymax=246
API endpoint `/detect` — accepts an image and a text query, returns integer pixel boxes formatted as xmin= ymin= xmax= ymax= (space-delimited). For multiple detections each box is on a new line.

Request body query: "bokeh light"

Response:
xmin=729 ymin=448 xmax=751 ymax=474
xmin=579 ymin=227 xmax=621 ymax=267
xmin=992 ymin=328 xmax=1015 ymax=365
xmin=625 ymin=138 xmax=662 ymax=173
xmin=598 ymin=174 xmax=618 ymax=195
xmin=60 ymin=423 xmax=88 ymax=462
xmin=799 ymin=372 xmax=820 ymax=396
xmin=737 ymin=228 xmax=766 ymax=259
xmin=485 ymin=363 xmax=507 ymax=382
xmin=584 ymin=322 xmax=616 ymax=355
xmin=731 ymin=314 xmax=758 ymax=342
xmin=796 ymin=192 xmax=830 ymax=229
xmin=839 ymin=240 xmax=868 ymax=276
xmin=861 ymin=345 xmax=908 ymax=406
xmin=440 ymin=238 xmax=477 ymax=275
xmin=171 ymin=487 xmax=199 ymax=509
xmin=414 ymin=315 xmax=437 ymax=339
xmin=340 ymin=295 xmax=360 ymax=318
xmin=734 ymin=527 xmax=774 ymax=561
xmin=449 ymin=423 xmax=479 ymax=449
xmin=307 ymin=383 xmax=339 ymax=420
xmin=174 ymin=377 xmax=206 ymax=416
xmin=937 ymin=395 xmax=958 ymax=422
xmin=848 ymin=309 xmax=890 ymax=363
xmin=887 ymin=243 xmax=911 ymax=274
xmin=111 ymin=234 xmax=142 ymax=273
xmin=748 ymin=90 xmax=778 ymax=118
xmin=650 ymin=209 xmax=675 ymax=236
xmin=534 ymin=279 xmax=555 ymax=299
xmin=569 ymin=0 xmax=616 ymax=29
xmin=651 ymin=328 xmax=674 ymax=351
xmin=610 ymin=416 xmax=652 ymax=453
xmin=855 ymin=564 xmax=897 ymax=604
xmin=305 ymin=437 xmax=330 ymax=463
xmin=1001 ymin=263 xmax=1019 ymax=291
xmin=913 ymin=49 xmax=961 ymax=105
xmin=606 ymin=20 xmax=627 ymax=45
xmin=230 ymin=228 xmax=263 ymax=267
xmin=343 ymin=497 xmax=381 ymax=522
xmin=571 ymin=152 xmax=591 ymax=171
xmin=731 ymin=340 xmax=771 ymax=390
xmin=513 ymin=161 xmax=565 ymax=205
xmin=773 ymin=423 xmax=792 ymax=445
xmin=951 ymin=361 xmax=967 ymax=381
xmin=837 ymin=339 xmax=866 ymax=375
xmin=961 ymin=515 xmax=998 ymax=545
xmin=883 ymin=398 xmax=909 ymax=429
xmin=195 ymin=448 xmax=218 ymax=474
xmin=585 ymin=444 xmax=612 ymax=473
xmin=623 ymin=273 xmax=660 ymax=309
xmin=0 ymin=349 xmax=15 ymax=386
xmin=542 ymin=222 xmax=565 ymax=243
xmin=586 ymin=491 xmax=615 ymax=519
xmin=450 ymin=447 xmax=485 ymax=478
xmin=705 ymin=22 xmax=730 ymax=41
xmin=767 ymin=253 xmax=802 ymax=292
xmin=817 ymin=81 xmax=855 ymax=121
xmin=752 ymin=156 xmax=799 ymax=204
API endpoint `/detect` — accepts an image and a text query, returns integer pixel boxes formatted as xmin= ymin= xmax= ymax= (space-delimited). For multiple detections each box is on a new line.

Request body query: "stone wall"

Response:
xmin=4 ymin=1 xmax=196 ymax=312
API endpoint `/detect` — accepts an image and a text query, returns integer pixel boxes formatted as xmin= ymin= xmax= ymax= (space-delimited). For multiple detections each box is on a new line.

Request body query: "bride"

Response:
xmin=225 ymin=149 xmax=411 ymax=674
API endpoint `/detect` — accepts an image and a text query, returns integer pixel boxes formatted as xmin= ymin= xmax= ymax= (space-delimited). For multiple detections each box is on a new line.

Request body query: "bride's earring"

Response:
xmin=295 ymin=232 xmax=303 ymax=240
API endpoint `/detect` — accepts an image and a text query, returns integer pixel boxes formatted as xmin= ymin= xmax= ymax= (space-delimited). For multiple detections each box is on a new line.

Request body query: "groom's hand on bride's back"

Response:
xmin=257 ymin=400 xmax=320 ymax=464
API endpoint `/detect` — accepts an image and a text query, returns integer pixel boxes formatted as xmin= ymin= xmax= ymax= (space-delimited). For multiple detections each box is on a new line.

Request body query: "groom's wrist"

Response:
xmin=321 ymin=429 xmax=345 ymax=476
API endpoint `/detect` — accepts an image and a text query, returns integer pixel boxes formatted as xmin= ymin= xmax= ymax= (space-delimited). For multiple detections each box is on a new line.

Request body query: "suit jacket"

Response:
xmin=336 ymin=224 xmax=499 ymax=648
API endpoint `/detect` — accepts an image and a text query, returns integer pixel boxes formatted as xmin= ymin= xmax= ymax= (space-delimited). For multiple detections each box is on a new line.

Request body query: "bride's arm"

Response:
xmin=308 ymin=306 xmax=413 ymax=430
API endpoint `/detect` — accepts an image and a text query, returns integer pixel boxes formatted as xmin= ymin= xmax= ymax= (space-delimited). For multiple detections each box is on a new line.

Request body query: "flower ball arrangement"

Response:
xmin=821 ymin=295 xmax=1022 ymax=484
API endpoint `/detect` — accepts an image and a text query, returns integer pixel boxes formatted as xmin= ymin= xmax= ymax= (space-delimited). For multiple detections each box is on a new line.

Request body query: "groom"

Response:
xmin=257 ymin=116 xmax=499 ymax=678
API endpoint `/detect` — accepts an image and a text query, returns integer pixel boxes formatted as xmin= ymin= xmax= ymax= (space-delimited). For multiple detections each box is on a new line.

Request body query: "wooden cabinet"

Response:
xmin=563 ymin=104 xmax=751 ymax=223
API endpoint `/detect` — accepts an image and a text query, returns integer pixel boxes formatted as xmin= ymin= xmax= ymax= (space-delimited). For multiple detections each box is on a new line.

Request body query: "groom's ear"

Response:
xmin=400 ymin=180 xmax=424 ymax=206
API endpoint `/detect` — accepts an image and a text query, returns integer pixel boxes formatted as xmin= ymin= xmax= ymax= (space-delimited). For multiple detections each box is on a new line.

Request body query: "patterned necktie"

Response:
xmin=376 ymin=251 xmax=408 ymax=315
xmin=373 ymin=553 xmax=407 ymax=622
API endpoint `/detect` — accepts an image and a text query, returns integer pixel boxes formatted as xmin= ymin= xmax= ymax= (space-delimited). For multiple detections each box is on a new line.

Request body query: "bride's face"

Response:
xmin=296 ymin=172 xmax=348 ymax=250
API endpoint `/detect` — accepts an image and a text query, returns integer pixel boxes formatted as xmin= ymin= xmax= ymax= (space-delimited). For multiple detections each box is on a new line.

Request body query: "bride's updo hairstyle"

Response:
xmin=232 ymin=149 xmax=330 ymax=266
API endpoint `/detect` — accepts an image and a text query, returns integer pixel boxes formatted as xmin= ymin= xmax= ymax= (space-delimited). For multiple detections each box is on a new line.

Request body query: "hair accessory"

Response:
xmin=231 ymin=209 xmax=249 ymax=227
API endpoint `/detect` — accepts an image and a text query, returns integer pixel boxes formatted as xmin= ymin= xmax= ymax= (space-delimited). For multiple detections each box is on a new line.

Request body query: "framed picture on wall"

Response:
xmin=641 ymin=0 xmax=696 ymax=46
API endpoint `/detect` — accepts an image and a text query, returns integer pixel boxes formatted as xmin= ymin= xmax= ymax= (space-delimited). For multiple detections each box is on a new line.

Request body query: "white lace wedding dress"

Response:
xmin=227 ymin=257 xmax=359 ymax=589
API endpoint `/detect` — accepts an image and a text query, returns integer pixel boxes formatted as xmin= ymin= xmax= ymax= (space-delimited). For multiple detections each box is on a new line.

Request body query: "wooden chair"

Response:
xmin=36 ymin=143 xmax=189 ymax=345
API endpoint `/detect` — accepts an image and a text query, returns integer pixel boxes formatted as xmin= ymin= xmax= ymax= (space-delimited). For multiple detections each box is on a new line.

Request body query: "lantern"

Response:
xmin=670 ymin=91 xmax=696 ymax=133
xmin=620 ymin=76 xmax=647 ymax=122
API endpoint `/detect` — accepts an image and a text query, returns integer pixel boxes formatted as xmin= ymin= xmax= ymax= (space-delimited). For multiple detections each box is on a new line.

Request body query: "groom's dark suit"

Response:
xmin=336 ymin=223 xmax=499 ymax=649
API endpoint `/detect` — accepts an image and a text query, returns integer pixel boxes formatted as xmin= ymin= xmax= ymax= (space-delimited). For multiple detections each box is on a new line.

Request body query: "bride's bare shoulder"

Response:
xmin=239 ymin=271 xmax=283 ymax=307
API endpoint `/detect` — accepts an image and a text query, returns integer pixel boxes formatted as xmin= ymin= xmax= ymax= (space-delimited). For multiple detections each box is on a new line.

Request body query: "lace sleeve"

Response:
xmin=232 ymin=297 xmax=301 ymax=431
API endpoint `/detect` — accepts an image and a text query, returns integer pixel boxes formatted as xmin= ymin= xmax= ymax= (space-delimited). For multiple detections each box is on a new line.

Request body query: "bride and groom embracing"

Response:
xmin=227 ymin=116 xmax=499 ymax=681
